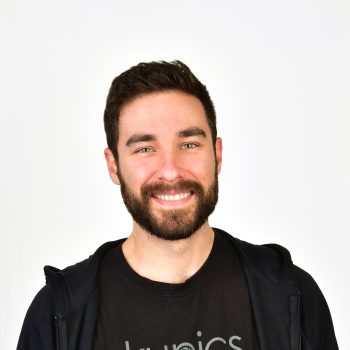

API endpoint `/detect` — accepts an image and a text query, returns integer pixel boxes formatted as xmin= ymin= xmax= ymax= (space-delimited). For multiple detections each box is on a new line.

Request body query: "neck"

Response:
xmin=122 ymin=222 xmax=215 ymax=284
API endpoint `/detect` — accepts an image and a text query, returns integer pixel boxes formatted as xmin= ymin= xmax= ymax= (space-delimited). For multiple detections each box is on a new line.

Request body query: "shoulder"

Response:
xmin=215 ymin=228 xmax=292 ymax=286
xmin=215 ymin=228 xmax=338 ymax=348
xmin=44 ymin=239 xmax=125 ymax=311
xmin=17 ymin=285 xmax=56 ymax=350
xmin=17 ymin=239 xmax=125 ymax=349
xmin=217 ymin=227 xmax=330 ymax=293
xmin=290 ymin=265 xmax=338 ymax=348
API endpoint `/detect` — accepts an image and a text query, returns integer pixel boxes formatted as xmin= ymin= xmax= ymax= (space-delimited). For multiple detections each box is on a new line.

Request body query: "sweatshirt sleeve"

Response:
xmin=292 ymin=265 xmax=339 ymax=350
xmin=17 ymin=285 xmax=57 ymax=350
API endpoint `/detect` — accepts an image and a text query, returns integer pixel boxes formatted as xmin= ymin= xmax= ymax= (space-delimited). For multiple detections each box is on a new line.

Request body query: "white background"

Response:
xmin=1 ymin=1 xmax=349 ymax=349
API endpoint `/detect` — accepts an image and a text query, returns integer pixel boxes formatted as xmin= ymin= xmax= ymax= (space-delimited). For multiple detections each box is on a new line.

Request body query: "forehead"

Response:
xmin=118 ymin=91 xmax=210 ymax=140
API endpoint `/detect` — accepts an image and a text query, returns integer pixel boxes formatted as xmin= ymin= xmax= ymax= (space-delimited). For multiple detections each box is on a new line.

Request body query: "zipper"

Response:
xmin=53 ymin=273 xmax=71 ymax=350
xmin=55 ymin=314 xmax=68 ymax=350
xmin=290 ymin=291 xmax=301 ymax=350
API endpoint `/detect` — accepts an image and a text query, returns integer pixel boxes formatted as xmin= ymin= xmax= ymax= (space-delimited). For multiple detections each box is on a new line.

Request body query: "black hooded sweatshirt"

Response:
xmin=17 ymin=228 xmax=338 ymax=350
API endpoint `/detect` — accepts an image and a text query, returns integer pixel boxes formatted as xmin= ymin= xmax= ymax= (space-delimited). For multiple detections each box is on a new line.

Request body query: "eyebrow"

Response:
xmin=126 ymin=133 xmax=156 ymax=147
xmin=125 ymin=127 xmax=207 ymax=147
xmin=177 ymin=127 xmax=207 ymax=138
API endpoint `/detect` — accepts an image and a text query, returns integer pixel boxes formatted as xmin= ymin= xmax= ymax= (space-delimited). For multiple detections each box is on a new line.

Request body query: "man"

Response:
xmin=17 ymin=61 xmax=338 ymax=350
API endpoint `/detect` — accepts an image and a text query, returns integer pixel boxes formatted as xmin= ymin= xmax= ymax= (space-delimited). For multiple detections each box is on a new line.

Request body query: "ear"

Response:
xmin=104 ymin=148 xmax=120 ymax=185
xmin=215 ymin=137 xmax=223 ymax=174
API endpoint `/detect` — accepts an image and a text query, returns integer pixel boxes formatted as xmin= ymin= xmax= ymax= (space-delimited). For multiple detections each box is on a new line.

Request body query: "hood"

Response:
xmin=217 ymin=228 xmax=296 ymax=291
xmin=40 ymin=229 xmax=338 ymax=350
xmin=43 ymin=229 xmax=296 ymax=316
xmin=216 ymin=229 xmax=301 ymax=350
xmin=44 ymin=239 xmax=126 ymax=316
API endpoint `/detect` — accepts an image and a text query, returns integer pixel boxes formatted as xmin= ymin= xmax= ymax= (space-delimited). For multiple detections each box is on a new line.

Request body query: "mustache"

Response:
xmin=141 ymin=180 xmax=204 ymax=196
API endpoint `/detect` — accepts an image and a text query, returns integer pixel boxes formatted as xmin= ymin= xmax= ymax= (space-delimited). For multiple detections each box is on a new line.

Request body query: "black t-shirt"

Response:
xmin=94 ymin=230 xmax=256 ymax=350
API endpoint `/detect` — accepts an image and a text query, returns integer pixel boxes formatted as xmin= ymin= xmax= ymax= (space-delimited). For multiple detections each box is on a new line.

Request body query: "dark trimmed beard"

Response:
xmin=118 ymin=172 xmax=219 ymax=241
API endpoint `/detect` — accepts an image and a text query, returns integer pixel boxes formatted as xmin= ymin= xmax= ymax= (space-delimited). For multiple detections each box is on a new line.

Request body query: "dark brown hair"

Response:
xmin=104 ymin=60 xmax=217 ymax=159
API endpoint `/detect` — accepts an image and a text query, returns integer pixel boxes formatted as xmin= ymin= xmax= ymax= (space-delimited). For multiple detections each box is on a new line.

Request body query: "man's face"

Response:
xmin=105 ymin=90 xmax=222 ymax=240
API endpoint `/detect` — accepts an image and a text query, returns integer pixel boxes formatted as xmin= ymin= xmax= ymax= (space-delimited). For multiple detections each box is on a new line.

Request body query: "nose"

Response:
xmin=156 ymin=151 xmax=184 ymax=183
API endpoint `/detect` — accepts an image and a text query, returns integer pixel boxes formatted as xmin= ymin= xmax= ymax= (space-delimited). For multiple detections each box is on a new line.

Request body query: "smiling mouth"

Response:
xmin=153 ymin=192 xmax=192 ymax=201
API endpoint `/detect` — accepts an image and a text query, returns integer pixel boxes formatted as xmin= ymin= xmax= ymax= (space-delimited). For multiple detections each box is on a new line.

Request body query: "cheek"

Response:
xmin=120 ymin=159 xmax=156 ymax=187
xmin=186 ymin=156 xmax=216 ymax=181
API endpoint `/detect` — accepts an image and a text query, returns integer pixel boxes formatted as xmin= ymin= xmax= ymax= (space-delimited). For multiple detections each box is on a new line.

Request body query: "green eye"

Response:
xmin=182 ymin=143 xmax=197 ymax=149
xmin=137 ymin=147 xmax=152 ymax=153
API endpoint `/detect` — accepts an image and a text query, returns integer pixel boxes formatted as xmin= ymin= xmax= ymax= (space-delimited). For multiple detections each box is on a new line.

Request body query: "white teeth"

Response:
xmin=154 ymin=192 xmax=191 ymax=201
